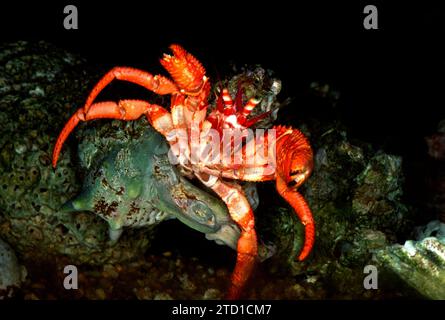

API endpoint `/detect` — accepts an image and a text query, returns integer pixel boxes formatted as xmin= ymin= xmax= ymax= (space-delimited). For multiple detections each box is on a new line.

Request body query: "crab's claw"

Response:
xmin=275 ymin=126 xmax=315 ymax=261
xmin=160 ymin=44 xmax=208 ymax=96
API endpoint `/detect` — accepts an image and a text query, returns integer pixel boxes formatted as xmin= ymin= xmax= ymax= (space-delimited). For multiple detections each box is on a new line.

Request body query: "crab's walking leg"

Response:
xmin=276 ymin=177 xmax=315 ymax=261
xmin=52 ymin=100 xmax=173 ymax=167
xmin=201 ymin=176 xmax=257 ymax=299
xmin=82 ymin=67 xmax=177 ymax=114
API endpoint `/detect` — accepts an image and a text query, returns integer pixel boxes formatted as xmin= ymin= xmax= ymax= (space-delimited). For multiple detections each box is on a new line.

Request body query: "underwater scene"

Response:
xmin=0 ymin=3 xmax=444 ymax=302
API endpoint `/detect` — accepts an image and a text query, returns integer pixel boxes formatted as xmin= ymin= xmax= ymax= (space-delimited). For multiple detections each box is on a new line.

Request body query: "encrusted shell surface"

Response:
xmin=375 ymin=220 xmax=445 ymax=299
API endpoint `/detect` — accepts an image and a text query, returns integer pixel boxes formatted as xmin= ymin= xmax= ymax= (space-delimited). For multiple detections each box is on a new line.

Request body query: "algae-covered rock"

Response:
xmin=0 ymin=41 xmax=109 ymax=265
xmin=255 ymin=118 xmax=413 ymax=298
xmin=375 ymin=220 xmax=445 ymax=300
xmin=264 ymin=122 xmax=410 ymax=262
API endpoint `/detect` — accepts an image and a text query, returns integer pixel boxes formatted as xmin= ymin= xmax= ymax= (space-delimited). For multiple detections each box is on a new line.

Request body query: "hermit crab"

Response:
xmin=52 ymin=44 xmax=314 ymax=299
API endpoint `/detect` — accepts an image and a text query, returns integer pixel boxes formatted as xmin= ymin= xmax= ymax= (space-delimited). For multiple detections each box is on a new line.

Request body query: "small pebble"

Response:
xmin=216 ymin=268 xmax=228 ymax=278
xmin=14 ymin=143 xmax=27 ymax=154
xmin=102 ymin=264 xmax=119 ymax=279
xmin=24 ymin=293 xmax=39 ymax=300
xmin=95 ymin=288 xmax=106 ymax=300
xmin=153 ymin=292 xmax=173 ymax=300
xmin=203 ymin=288 xmax=221 ymax=300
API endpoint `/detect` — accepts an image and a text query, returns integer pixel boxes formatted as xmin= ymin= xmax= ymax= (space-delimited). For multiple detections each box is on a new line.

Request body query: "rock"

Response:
xmin=0 ymin=41 xmax=156 ymax=266
xmin=153 ymin=292 xmax=173 ymax=300
xmin=102 ymin=264 xmax=119 ymax=279
xmin=375 ymin=220 xmax=445 ymax=300
xmin=203 ymin=288 xmax=222 ymax=300
xmin=178 ymin=273 xmax=196 ymax=292
xmin=95 ymin=288 xmax=107 ymax=300
xmin=0 ymin=238 xmax=26 ymax=298
xmin=255 ymin=119 xmax=412 ymax=298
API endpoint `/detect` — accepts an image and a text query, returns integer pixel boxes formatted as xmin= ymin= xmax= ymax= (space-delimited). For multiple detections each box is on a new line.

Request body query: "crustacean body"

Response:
xmin=52 ymin=44 xmax=314 ymax=299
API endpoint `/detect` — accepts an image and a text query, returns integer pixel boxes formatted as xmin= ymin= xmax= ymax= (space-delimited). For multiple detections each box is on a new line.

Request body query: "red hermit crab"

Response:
xmin=52 ymin=44 xmax=314 ymax=299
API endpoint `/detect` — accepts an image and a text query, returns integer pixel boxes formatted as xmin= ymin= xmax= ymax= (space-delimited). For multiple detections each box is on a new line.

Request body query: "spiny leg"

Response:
xmin=276 ymin=177 xmax=315 ymax=261
xmin=221 ymin=89 xmax=235 ymax=115
xmin=82 ymin=67 xmax=177 ymax=114
xmin=200 ymin=176 xmax=258 ymax=299
xmin=52 ymin=100 xmax=173 ymax=167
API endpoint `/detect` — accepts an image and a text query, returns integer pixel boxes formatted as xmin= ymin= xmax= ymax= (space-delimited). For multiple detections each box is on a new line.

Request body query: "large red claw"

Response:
xmin=160 ymin=44 xmax=207 ymax=95
xmin=275 ymin=127 xmax=315 ymax=261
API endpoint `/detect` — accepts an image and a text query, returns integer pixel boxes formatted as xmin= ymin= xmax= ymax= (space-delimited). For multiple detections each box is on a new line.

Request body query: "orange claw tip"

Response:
xmin=51 ymin=155 xmax=58 ymax=168
xmin=52 ymin=138 xmax=64 ymax=168
xmin=297 ymin=244 xmax=313 ymax=261
xmin=168 ymin=44 xmax=187 ymax=58
xmin=297 ymin=249 xmax=311 ymax=261
xmin=297 ymin=223 xmax=315 ymax=261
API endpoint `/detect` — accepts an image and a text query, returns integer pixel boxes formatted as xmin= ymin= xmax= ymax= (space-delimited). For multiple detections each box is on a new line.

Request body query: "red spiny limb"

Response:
xmin=209 ymin=87 xmax=265 ymax=130
xmin=52 ymin=109 xmax=82 ymax=168
xmin=209 ymin=179 xmax=258 ymax=299
xmin=222 ymin=89 xmax=235 ymax=116
xmin=274 ymin=128 xmax=315 ymax=260
xmin=276 ymin=178 xmax=315 ymax=261
xmin=52 ymin=100 xmax=168 ymax=168
xmin=84 ymin=100 xmax=150 ymax=121
xmin=291 ymin=191 xmax=315 ymax=260
xmin=241 ymin=98 xmax=260 ymax=117
xmin=274 ymin=127 xmax=313 ymax=183
xmin=83 ymin=67 xmax=177 ymax=114
xmin=273 ymin=124 xmax=293 ymax=136
xmin=227 ymin=229 xmax=257 ymax=299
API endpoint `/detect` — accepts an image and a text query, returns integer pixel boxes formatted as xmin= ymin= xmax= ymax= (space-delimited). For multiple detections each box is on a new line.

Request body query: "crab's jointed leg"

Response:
xmin=82 ymin=67 xmax=178 ymax=114
xmin=200 ymin=125 xmax=315 ymax=261
xmin=276 ymin=177 xmax=315 ymax=261
xmin=52 ymin=100 xmax=173 ymax=167
xmin=200 ymin=175 xmax=258 ymax=300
